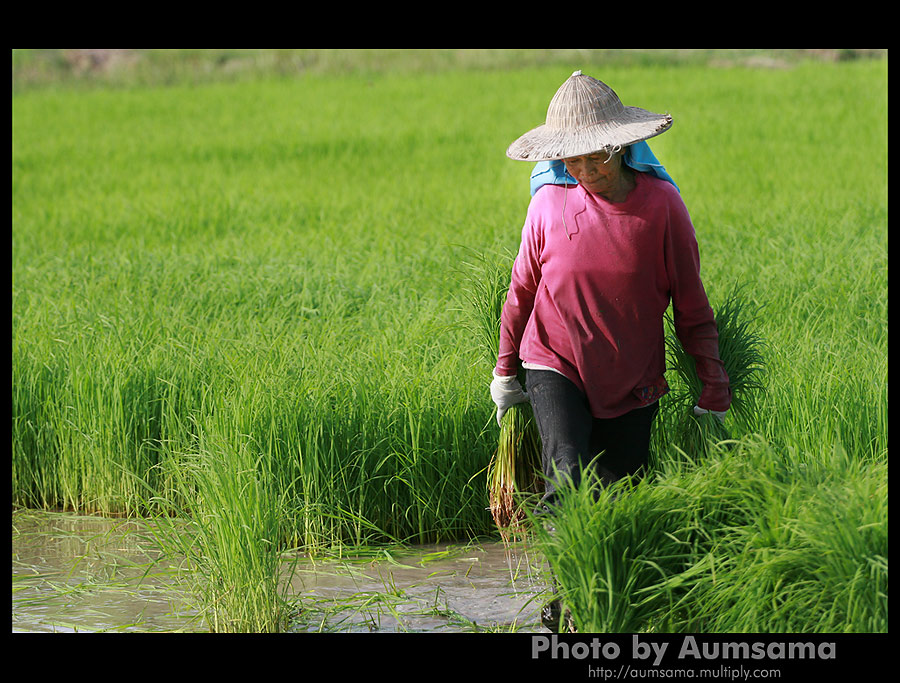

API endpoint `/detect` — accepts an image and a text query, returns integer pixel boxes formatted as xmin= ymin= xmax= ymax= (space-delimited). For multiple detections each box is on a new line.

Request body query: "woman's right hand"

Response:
xmin=693 ymin=405 xmax=727 ymax=422
xmin=490 ymin=371 xmax=529 ymax=426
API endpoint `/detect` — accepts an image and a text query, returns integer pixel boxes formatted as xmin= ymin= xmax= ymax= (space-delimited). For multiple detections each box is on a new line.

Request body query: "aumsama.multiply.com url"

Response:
xmin=586 ymin=664 xmax=782 ymax=679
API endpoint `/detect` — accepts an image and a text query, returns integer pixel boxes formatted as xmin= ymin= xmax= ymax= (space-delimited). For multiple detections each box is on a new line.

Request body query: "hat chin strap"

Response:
xmin=562 ymin=176 xmax=572 ymax=241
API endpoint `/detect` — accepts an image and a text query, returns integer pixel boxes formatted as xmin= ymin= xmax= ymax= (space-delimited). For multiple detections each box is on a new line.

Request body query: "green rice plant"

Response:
xmin=459 ymin=249 xmax=543 ymax=538
xmin=662 ymin=440 xmax=887 ymax=633
xmin=146 ymin=427 xmax=297 ymax=633
xmin=655 ymin=286 xmax=767 ymax=469
xmin=533 ymin=471 xmax=697 ymax=633
xmin=538 ymin=436 xmax=887 ymax=633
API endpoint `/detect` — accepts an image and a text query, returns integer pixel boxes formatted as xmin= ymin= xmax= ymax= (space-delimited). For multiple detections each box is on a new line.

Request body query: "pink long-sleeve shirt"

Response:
xmin=495 ymin=171 xmax=731 ymax=418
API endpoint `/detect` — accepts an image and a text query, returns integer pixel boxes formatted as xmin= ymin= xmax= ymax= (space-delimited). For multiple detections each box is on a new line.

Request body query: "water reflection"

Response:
xmin=12 ymin=510 xmax=549 ymax=633
xmin=284 ymin=541 xmax=547 ymax=632
xmin=12 ymin=509 xmax=199 ymax=632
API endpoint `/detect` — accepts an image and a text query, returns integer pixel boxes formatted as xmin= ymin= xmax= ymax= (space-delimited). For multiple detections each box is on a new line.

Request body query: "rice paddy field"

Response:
xmin=12 ymin=50 xmax=887 ymax=635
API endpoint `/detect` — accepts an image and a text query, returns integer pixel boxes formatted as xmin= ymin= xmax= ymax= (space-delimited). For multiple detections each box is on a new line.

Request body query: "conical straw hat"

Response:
xmin=506 ymin=71 xmax=673 ymax=162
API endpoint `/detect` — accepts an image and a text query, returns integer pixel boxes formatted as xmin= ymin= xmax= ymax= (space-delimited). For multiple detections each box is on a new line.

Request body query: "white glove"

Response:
xmin=693 ymin=405 xmax=727 ymax=422
xmin=490 ymin=371 xmax=529 ymax=426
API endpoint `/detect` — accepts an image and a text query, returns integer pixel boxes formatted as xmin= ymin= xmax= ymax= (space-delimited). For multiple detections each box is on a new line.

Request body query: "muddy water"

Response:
xmin=12 ymin=510 xmax=550 ymax=633
xmin=12 ymin=509 xmax=199 ymax=632
xmin=284 ymin=540 xmax=548 ymax=633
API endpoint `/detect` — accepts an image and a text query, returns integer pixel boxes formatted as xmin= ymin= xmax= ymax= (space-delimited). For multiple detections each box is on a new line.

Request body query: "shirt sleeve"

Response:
xmin=663 ymin=194 xmax=732 ymax=412
xmin=495 ymin=205 xmax=543 ymax=377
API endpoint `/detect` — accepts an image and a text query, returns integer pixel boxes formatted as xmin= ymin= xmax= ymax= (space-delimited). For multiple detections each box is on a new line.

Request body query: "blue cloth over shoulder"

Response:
xmin=529 ymin=140 xmax=679 ymax=196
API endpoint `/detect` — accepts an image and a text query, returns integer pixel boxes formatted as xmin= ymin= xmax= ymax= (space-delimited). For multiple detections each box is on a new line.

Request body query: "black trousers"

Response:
xmin=526 ymin=369 xmax=659 ymax=509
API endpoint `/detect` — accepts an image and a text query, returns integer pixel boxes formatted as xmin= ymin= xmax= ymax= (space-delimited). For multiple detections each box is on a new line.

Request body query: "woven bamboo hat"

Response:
xmin=506 ymin=71 xmax=673 ymax=161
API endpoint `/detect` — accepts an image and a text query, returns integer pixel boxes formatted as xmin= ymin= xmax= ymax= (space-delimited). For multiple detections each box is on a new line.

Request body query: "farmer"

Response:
xmin=491 ymin=70 xmax=731 ymax=512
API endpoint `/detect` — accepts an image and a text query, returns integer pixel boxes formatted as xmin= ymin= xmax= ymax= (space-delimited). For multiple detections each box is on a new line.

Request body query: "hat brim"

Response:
xmin=506 ymin=106 xmax=673 ymax=162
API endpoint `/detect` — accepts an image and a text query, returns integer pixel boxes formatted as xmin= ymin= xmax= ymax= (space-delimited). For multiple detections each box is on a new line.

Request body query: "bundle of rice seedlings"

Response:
xmin=458 ymin=247 xmax=510 ymax=367
xmin=488 ymin=402 xmax=543 ymax=537
xmin=459 ymin=248 xmax=544 ymax=539
xmin=658 ymin=286 xmax=767 ymax=465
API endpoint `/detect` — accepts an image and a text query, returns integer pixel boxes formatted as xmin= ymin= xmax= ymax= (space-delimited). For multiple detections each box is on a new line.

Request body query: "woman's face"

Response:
xmin=563 ymin=151 xmax=626 ymax=196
